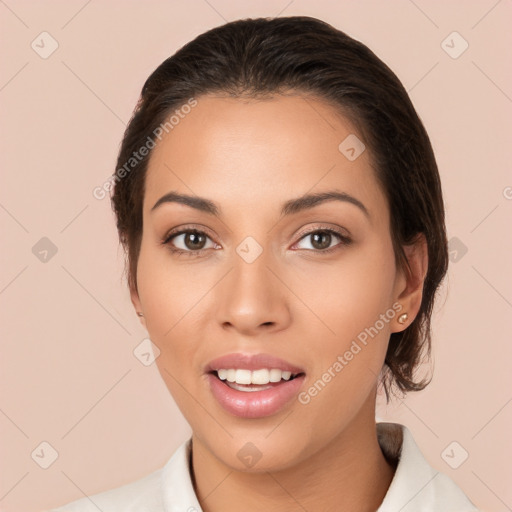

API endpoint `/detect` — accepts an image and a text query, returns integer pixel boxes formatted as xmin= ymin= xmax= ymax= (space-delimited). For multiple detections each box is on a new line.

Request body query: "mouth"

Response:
xmin=210 ymin=368 xmax=304 ymax=392
xmin=205 ymin=353 xmax=306 ymax=419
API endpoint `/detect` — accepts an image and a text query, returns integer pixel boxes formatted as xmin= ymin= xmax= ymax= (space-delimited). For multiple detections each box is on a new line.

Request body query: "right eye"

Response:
xmin=162 ymin=228 xmax=218 ymax=257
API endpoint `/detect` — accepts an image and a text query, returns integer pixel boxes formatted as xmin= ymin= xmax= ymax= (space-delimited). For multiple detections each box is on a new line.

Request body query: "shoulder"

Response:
xmin=377 ymin=422 xmax=481 ymax=512
xmin=48 ymin=439 xmax=197 ymax=512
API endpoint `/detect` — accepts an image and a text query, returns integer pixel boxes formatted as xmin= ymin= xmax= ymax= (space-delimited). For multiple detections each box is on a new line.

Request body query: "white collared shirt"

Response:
xmin=50 ymin=422 xmax=480 ymax=511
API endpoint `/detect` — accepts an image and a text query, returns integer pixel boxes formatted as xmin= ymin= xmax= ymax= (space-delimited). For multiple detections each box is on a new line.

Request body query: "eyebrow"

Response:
xmin=150 ymin=190 xmax=370 ymax=219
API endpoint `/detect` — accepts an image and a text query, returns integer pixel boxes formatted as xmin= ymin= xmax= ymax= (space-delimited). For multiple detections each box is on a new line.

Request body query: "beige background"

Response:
xmin=1 ymin=1 xmax=511 ymax=511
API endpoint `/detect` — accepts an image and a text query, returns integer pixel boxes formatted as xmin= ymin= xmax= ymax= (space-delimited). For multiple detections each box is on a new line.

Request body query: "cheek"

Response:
xmin=136 ymin=242 xmax=209 ymax=336
xmin=289 ymin=236 xmax=397 ymax=418
xmin=134 ymin=245 xmax=208 ymax=383
xmin=291 ymin=236 xmax=397 ymax=349
xmin=137 ymin=247 xmax=207 ymax=417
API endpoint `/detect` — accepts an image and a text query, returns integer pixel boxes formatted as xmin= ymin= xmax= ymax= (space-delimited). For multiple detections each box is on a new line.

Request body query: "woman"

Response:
xmin=51 ymin=16 xmax=480 ymax=512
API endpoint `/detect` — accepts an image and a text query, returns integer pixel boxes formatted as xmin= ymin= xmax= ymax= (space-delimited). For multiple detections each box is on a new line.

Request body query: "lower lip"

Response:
xmin=207 ymin=373 xmax=305 ymax=419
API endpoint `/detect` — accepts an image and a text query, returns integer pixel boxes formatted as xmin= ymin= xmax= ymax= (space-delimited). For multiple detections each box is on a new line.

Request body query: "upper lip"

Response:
xmin=205 ymin=353 xmax=305 ymax=374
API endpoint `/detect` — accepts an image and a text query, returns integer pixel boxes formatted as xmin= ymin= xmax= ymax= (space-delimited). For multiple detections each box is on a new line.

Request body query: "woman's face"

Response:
xmin=132 ymin=93 xmax=417 ymax=471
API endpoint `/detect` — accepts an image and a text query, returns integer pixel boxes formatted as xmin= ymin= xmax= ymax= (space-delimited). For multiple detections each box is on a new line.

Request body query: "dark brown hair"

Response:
xmin=110 ymin=16 xmax=448 ymax=401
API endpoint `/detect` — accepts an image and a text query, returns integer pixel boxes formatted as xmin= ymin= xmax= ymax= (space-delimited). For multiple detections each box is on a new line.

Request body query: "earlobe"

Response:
xmin=397 ymin=312 xmax=409 ymax=325
xmin=130 ymin=283 xmax=146 ymax=325
xmin=392 ymin=233 xmax=428 ymax=332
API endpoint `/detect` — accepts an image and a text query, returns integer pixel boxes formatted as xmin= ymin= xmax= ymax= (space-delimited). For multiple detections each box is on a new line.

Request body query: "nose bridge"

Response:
xmin=215 ymin=232 xmax=290 ymax=332
xmin=230 ymin=234 xmax=276 ymax=306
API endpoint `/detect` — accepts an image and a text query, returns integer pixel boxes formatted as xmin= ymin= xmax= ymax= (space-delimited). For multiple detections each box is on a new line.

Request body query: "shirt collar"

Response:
xmin=161 ymin=439 xmax=202 ymax=512
xmin=161 ymin=422 xmax=478 ymax=512
xmin=376 ymin=422 xmax=478 ymax=511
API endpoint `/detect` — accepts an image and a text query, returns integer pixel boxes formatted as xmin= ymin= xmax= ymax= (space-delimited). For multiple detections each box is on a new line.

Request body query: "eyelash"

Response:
xmin=161 ymin=225 xmax=352 ymax=258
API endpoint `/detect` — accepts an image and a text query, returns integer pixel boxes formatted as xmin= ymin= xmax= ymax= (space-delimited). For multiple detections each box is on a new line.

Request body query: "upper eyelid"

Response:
xmin=163 ymin=225 xmax=216 ymax=243
xmin=295 ymin=225 xmax=350 ymax=239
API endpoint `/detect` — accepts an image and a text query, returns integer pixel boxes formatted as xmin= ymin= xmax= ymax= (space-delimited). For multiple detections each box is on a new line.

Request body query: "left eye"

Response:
xmin=294 ymin=229 xmax=349 ymax=251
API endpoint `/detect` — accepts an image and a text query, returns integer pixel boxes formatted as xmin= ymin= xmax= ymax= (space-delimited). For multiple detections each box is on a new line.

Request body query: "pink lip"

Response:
xmin=205 ymin=352 xmax=305 ymax=373
xmin=207 ymin=373 xmax=306 ymax=419
xmin=205 ymin=353 xmax=306 ymax=419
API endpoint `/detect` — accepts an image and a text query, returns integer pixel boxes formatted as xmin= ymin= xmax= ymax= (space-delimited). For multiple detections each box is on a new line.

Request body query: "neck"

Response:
xmin=190 ymin=393 xmax=396 ymax=512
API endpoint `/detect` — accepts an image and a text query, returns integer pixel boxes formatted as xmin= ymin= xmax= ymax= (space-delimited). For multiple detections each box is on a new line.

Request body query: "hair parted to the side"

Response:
xmin=110 ymin=16 xmax=449 ymax=402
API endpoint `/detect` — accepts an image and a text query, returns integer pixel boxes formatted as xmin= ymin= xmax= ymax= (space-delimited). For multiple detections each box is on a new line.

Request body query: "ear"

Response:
xmin=130 ymin=282 xmax=146 ymax=328
xmin=391 ymin=233 xmax=428 ymax=333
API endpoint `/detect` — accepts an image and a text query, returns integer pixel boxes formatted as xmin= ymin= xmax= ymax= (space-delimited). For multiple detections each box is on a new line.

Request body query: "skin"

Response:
xmin=130 ymin=93 xmax=428 ymax=512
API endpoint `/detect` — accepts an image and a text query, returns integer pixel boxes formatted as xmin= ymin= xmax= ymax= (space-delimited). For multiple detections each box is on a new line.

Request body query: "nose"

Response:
xmin=215 ymin=246 xmax=292 ymax=336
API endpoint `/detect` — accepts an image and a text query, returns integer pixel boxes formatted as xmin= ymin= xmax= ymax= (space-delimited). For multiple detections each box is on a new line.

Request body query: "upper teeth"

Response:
xmin=217 ymin=368 xmax=295 ymax=385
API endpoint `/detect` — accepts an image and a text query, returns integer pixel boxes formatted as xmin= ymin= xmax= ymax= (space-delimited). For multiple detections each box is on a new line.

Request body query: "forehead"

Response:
xmin=143 ymin=93 xmax=387 ymax=219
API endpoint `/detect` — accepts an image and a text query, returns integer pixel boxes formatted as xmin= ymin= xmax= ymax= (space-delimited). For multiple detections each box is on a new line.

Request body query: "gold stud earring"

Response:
xmin=137 ymin=312 xmax=144 ymax=317
xmin=398 ymin=313 xmax=408 ymax=324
